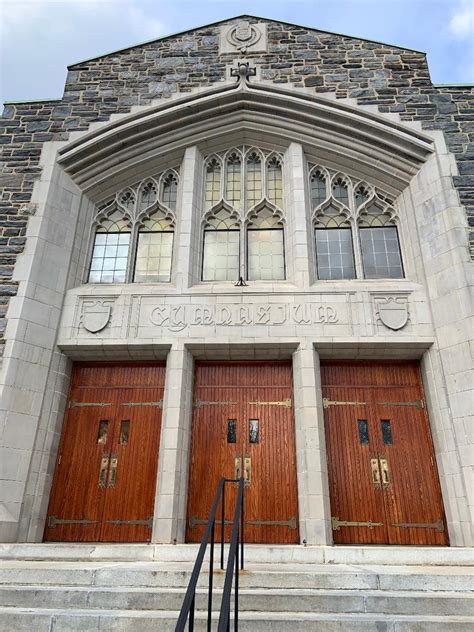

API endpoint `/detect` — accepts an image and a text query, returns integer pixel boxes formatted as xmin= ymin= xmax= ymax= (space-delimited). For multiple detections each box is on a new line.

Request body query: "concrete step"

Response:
xmin=1 ymin=561 xmax=473 ymax=592
xmin=2 ymin=543 xmax=473 ymax=566
xmin=0 ymin=607 xmax=473 ymax=632
xmin=0 ymin=585 xmax=472 ymax=616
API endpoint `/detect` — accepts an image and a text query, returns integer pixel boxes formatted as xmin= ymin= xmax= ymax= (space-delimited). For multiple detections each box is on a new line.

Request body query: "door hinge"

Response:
xmin=121 ymin=401 xmax=163 ymax=408
xmin=246 ymin=517 xmax=297 ymax=530
xmin=380 ymin=399 xmax=424 ymax=409
xmin=69 ymin=400 xmax=112 ymax=409
xmin=57 ymin=455 xmax=62 ymax=465
xmin=392 ymin=519 xmax=444 ymax=532
xmin=332 ymin=516 xmax=383 ymax=530
xmin=48 ymin=516 xmax=98 ymax=529
xmin=105 ymin=517 xmax=153 ymax=528
xmin=323 ymin=398 xmax=366 ymax=409
xmin=248 ymin=399 xmax=292 ymax=408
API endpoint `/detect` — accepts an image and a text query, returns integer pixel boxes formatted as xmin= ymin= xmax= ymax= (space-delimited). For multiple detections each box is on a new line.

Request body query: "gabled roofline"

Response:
xmin=67 ymin=14 xmax=426 ymax=69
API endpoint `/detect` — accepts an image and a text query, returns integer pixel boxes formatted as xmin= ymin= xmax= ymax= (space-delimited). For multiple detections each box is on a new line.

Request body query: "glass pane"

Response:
xmin=138 ymin=181 xmax=158 ymax=211
xmin=249 ymin=419 xmax=259 ymax=444
xmin=246 ymin=153 xmax=262 ymax=207
xmin=360 ymin=227 xmax=404 ymax=279
xmin=162 ymin=174 xmax=178 ymax=210
xmin=119 ymin=420 xmax=130 ymax=445
xmin=381 ymin=420 xmax=393 ymax=445
xmin=315 ymin=228 xmax=355 ymax=280
xmin=205 ymin=159 xmax=221 ymax=208
xmin=97 ymin=420 xmax=108 ymax=444
xmin=134 ymin=232 xmax=173 ymax=282
xmin=227 ymin=419 xmax=237 ymax=444
xmin=202 ymin=230 xmax=240 ymax=281
xmin=225 ymin=154 xmax=241 ymax=206
xmin=267 ymin=157 xmax=283 ymax=207
xmin=310 ymin=171 xmax=327 ymax=208
xmin=88 ymin=232 xmax=130 ymax=283
xmin=358 ymin=420 xmax=369 ymax=445
xmin=247 ymin=229 xmax=285 ymax=281
xmin=332 ymin=179 xmax=349 ymax=206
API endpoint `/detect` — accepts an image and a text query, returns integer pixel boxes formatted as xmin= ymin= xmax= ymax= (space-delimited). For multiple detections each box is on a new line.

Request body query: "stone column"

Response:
xmin=152 ymin=344 xmax=194 ymax=543
xmin=284 ymin=142 xmax=312 ymax=287
xmin=174 ymin=145 xmax=203 ymax=291
xmin=292 ymin=344 xmax=332 ymax=544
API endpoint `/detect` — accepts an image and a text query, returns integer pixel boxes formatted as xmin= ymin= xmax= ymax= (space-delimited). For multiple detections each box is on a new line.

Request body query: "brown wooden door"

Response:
xmin=44 ymin=363 xmax=165 ymax=543
xmin=186 ymin=362 xmax=299 ymax=544
xmin=322 ymin=361 xmax=448 ymax=545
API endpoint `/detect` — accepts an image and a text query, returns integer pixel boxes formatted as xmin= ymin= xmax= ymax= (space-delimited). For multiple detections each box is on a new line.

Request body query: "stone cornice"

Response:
xmin=57 ymin=78 xmax=434 ymax=200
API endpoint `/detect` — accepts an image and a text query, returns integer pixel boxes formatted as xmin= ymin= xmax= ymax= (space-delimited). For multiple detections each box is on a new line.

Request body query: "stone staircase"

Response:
xmin=0 ymin=544 xmax=473 ymax=631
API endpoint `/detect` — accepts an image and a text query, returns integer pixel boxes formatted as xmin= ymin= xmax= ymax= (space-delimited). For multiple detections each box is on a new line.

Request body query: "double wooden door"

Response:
xmin=186 ymin=362 xmax=299 ymax=544
xmin=44 ymin=363 xmax=165 ymax=542
xmin=322 ymin=361 xmax=448 ymax=545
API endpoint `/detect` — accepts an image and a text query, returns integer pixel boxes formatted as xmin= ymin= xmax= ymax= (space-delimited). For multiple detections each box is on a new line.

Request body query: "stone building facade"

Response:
xmin=0 ymin=16 xmax=472 ymax=546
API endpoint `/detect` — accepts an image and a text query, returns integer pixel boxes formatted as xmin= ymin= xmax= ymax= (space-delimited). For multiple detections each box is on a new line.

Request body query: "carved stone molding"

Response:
xmin=220 ymin=21 xmax=267 ymax=54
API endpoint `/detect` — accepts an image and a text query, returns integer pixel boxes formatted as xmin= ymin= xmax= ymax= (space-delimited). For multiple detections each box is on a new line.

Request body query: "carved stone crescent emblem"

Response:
xmin=378 ymin=298 xmax=408 ymax=331
xmin=82 ymin=303 xmax=111 ymax=334
xmin=227 ymin=20 xmax=261 ymax=52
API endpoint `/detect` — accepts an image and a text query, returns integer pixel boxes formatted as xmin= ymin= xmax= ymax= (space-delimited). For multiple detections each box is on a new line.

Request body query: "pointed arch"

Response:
xmin=137 ymin=177 xmax=159 ymax=213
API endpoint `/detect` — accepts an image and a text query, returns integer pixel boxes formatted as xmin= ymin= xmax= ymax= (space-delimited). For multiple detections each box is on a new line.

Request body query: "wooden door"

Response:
xmin=322 ymin=361 xmax=448 ymax=545
xmin=186 ymin=362 xmax=299 ymax=544
xmin=44 ymin=363 xmax=165 ymax=543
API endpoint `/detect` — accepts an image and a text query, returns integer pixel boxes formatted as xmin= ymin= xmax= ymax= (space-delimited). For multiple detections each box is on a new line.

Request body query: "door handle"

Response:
xmin=235 ymin=455 xmax=242 ymax=479
xmin=98 ymin=453 xmax=110 ymax=488
xmin=370 ymin=453 xmax=381 ymax=490
xmin=243 ymin=455 xmax=251 ymax=486
xmin=108 ymin=454 xmax=118 ymax=488
xmin=379 ymin=456 xmax=390 ymax=488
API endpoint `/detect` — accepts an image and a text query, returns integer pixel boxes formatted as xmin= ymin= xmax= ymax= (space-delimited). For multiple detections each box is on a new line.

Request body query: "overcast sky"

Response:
xmin=1 ymin=0 xmax=473 ymax=106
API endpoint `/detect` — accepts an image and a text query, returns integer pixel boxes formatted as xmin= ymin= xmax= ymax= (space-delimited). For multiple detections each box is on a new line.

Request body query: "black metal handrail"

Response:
xmin=175 ymin=477 xmax=244 ymax=632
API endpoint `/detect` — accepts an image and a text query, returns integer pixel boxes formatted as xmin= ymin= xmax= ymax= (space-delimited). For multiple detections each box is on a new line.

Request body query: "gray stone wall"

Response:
xmin=1 ymin=16 xmax=473 ymax=351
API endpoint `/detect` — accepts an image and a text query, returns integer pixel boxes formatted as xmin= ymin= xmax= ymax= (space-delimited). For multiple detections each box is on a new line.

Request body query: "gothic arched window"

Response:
xmin=247 ymin=206 xmax=285 ymax=281
xmin=88 ymin=209 xmax=131 ymax=283
xmin=358 ymin=203 xmax=403 ymax=278
xmin=309 ymin=165 xmax=404 ymax=280
xmin=202 ymin=207 xmax=240 ymax=281
xmin=134 ymin=211 xmax=174 ymax=282
xmin=88 ymin=168 xmax=179 ymax=284
xmin=314 ymin=204 xmax=355 ymax=280
xmin=202 ymin=147 xmax=286 ymax=282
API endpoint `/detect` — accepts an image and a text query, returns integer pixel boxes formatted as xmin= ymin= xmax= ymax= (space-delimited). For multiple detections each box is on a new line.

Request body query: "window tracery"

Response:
xmin=309 ymin=164 xmax=403 ymax=280
xmin=88 ymin=168 xmax=179 ymax=284
xmin=202 ymin=147 xmax=285 ymax=282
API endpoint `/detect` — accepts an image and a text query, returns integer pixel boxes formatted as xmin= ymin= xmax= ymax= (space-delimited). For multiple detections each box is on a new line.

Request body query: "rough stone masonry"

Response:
xmin=1 ymin=15 xmax=473 ymax=354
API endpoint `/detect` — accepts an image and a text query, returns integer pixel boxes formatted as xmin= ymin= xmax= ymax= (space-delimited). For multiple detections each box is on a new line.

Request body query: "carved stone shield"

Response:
xmin=235 ymin=21 xmax=252 ymax=42
xmin=378 ymin=298 xmax=408 ymax=330
xmin=82 ymin=304 xmax=111 ymax=334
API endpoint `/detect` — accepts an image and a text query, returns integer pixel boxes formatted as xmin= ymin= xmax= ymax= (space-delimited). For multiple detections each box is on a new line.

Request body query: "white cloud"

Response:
xmin=449 ymin=0 xmax=474 ymax=38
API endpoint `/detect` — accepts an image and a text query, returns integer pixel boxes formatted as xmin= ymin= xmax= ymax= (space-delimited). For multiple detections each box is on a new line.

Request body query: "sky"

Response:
xmin=1 ymin=0 xmax=473 ymax=106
